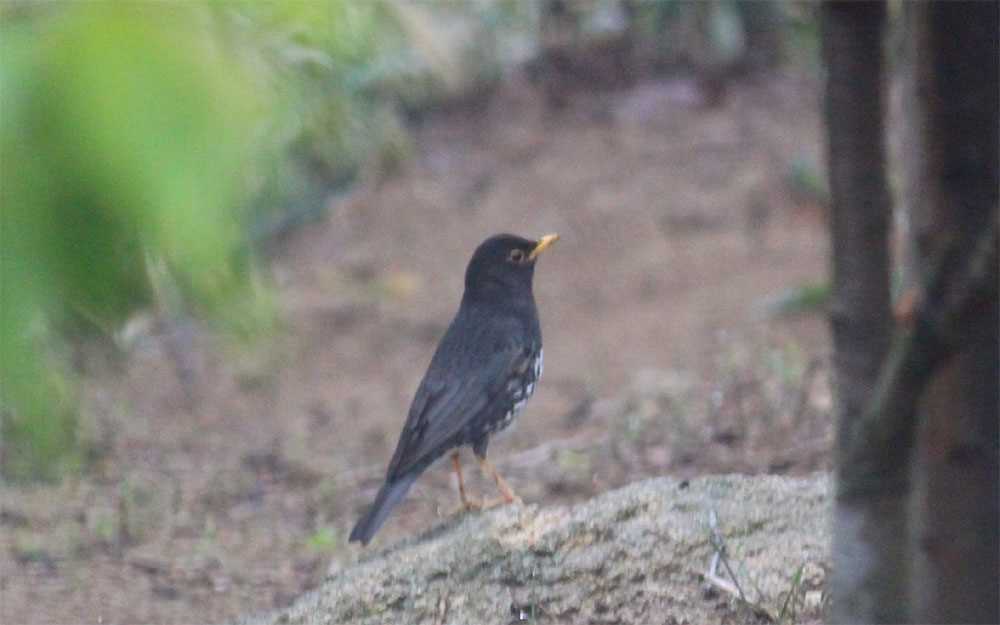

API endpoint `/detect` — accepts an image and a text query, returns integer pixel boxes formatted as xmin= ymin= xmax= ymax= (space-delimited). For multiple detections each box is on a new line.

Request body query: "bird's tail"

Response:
xmin=348 ymin=472 xmax=418 ymax=545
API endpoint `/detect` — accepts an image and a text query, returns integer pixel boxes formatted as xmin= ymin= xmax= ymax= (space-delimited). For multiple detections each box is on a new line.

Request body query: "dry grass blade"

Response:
xmin=705 ymin=509 xmax=776 ymax=622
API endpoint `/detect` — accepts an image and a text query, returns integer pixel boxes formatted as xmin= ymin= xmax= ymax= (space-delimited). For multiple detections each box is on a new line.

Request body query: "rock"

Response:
xmin=238 ymin=474 xmax=830 ymax=625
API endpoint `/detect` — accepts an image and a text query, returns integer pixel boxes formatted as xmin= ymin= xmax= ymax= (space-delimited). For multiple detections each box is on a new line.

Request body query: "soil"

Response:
xmin=1 ymin=72 xmax=832 ymax=625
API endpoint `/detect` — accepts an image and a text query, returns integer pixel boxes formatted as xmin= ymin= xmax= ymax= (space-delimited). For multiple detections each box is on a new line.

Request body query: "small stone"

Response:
xmin=801 ymin=561 xmax=825 ymax=586
xmin=700 ymin=583 xmax=719 ymax=600
xmin=803 ymin=590 xmax=824 ymax=611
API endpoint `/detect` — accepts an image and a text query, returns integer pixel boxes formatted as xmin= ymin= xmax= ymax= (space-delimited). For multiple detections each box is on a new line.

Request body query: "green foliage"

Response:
xmin=0 ymin=372 xmax=80 ymax=482
xmin=218 ymin=0 xmax=530 ymax=240
xmin=0 ymin=0 xmax=529 ymax=482
xmin=306 ymin=526 xmax=339 ymax=552
xmin=787 ymin=156 xmax=830 ymax=207
xmin=1 ymin=3 xmax=272 ymax=480
xmin=760 ymin=282 xmax=831 ymax=318
xmin=216 ymin=1 xmax=390 ymax=189
xmin=784 ymin=2 xmax=821 ymax=69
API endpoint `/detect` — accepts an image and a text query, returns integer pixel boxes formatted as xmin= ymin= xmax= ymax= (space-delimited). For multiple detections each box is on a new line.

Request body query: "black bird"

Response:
xmin=349 ymin=233 xmax=559 ymax=545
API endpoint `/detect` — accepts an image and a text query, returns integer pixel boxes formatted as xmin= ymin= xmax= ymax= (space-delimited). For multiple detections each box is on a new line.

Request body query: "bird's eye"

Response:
xmin=508 ymin=249 xmax=526 ymax=263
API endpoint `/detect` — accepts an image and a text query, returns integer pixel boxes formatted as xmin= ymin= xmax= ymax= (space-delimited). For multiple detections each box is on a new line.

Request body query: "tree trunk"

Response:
xmin=737 ymin=0 xmax=784 ymax=71
xmin=827 ymin=1 xmax=999 ymax=621
xmin=907 ymin=3 xmax=999 ymax=622
xmin=892 ymin=1 xmax=929 ymax=296
xmin=820 ymin=3 xmax=901 ymax=622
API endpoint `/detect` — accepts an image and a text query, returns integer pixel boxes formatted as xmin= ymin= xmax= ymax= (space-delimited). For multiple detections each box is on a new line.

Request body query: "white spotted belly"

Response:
xmin=485 ymin=348 xmax=542 ymax=436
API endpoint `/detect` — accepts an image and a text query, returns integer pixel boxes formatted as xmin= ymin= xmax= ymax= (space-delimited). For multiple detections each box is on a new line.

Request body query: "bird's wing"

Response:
xmin=386 ymin=343 xmax=530 ymax=479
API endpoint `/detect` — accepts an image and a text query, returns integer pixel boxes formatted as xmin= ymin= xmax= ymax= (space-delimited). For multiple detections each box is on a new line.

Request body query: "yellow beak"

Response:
xmin=528 ymin=233 xmax=559 ymax=261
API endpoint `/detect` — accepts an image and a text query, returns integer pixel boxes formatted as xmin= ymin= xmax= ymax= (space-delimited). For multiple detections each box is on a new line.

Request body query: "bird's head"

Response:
xmin=463 ymin=233 xmax=559 ymax=301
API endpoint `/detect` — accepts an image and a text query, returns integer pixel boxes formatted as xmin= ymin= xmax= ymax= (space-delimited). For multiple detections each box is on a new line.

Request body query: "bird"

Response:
xmin=349 ymin=233 xmax=559 ymax=545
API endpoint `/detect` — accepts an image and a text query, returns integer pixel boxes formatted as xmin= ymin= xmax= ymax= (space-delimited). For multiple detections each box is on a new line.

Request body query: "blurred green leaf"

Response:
xmin=756 ymin=282 xmax=831 ymax=319
xmin=1 ymin=3 xmax=273 ymax=480
xmin=306 ymin=526 xmax=339 ymax=552
xmin=787 ymin=157 xmax=830 ymax=207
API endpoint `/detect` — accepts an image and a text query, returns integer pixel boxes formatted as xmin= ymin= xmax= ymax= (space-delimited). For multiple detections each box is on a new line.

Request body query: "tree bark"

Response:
xmin=907 ymin=3 xmax=999 ymax=622
xmin=820 ymin=3 xmax=901 ymax=623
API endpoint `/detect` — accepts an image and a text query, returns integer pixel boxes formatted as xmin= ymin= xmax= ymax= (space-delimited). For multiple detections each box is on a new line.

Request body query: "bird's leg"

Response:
xmin=451 ymin=451 xmax=481 ymax=511
xmin=477 ymin=456 xmax=523 ymax=508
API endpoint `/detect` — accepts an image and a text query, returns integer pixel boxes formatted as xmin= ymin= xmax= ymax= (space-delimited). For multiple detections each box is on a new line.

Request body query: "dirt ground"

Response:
xmin=1 ymin=72 xmax=832 ymax=625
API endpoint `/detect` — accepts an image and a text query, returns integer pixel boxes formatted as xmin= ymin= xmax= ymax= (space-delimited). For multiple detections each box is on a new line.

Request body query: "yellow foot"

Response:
xmin=476 ymin=456 xmax=523 ymax=507
xmin=449 ymin=496 xmax=484 ymax=515
xmin=481 ymin=493 xmax=524 ymax=510
xmin=449 ymin=451 xmax=481 ymax=513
